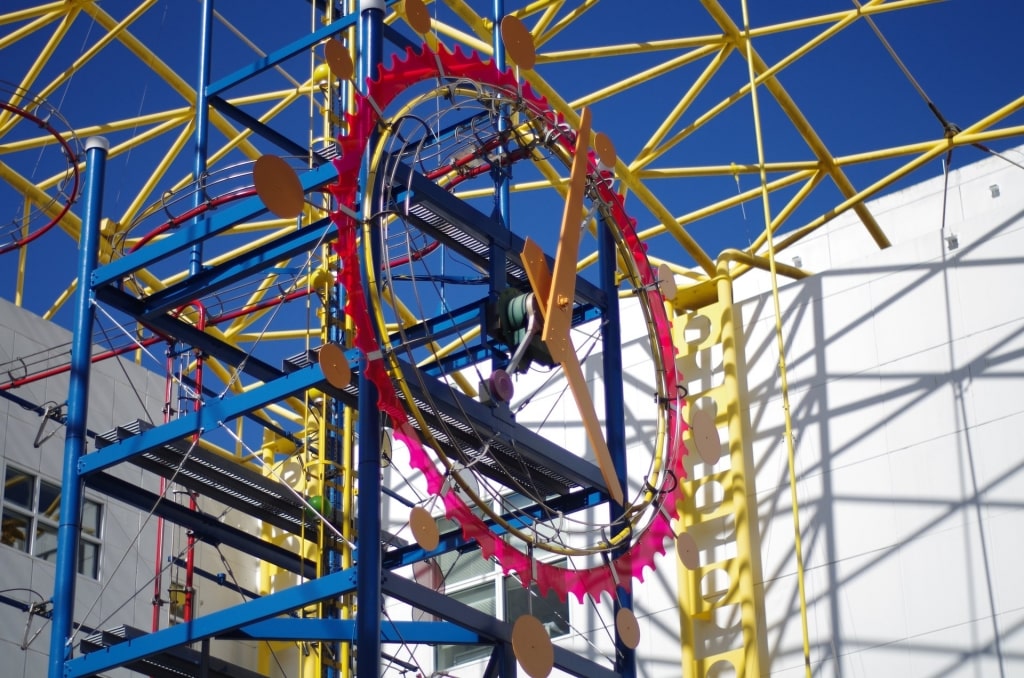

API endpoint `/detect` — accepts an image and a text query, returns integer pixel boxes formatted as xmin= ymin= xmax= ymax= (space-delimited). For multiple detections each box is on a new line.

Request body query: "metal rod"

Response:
xmin=599 ymin=212 xmax=634 ymax=676
xmin=48 ymin=135 xmax=109 ymax=678
xmin=356 ymin=2 xmax=385 ymax=677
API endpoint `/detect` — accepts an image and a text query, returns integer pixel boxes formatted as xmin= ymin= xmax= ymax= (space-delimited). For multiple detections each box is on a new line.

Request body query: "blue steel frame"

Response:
xmin=46 ymin=1 xmax=637 ymax=676
xmin=48 ymin=135 xmax=109 ymax=678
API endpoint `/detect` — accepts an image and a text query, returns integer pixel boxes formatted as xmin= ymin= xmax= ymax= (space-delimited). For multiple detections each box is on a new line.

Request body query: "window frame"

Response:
xmin=432 ymin=496 xmax=571 ymax=672
xmin=1 ymin=463 xmax=103 ymax=580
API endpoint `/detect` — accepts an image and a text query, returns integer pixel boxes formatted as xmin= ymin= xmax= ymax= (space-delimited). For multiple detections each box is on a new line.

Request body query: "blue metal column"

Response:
xmin=491 ymin=0 xmax=510 ymax=240
xmin=488 ymin=0 xmax=510 ymax=318
xmin=191 ymin=0 xmax=214 ymax=276
xmin=357 ymin=2 xmax=384 ymax=676
xmin=598 ymin=215 xmax=635 ymax=677
xmin=48 ymin=136 xmax=110 ymax=678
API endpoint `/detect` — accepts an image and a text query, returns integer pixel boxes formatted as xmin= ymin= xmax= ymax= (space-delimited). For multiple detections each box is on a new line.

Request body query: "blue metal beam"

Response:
xmin=228 ymin=618 xmax=481 ymax=644
xmin=206 ymin=14 xmax=361 ymax=95
xmin=399 ymin=167 xmax=607 ymax=310
xmin=357 ymin=3 xmax=386 ymax=676
xmin=133 ymin=218 xmax=337 ymax=317
xmin=49 ymin=137 xmax=108 ymax=678
xmin=382 ymin=488 xmax=604 ymax=571
xmin=384 ymin=298 xmax=486 ymax=355
xmin=92 ymin=162 xmax=338 ymax=287
xmin=208 ymin=95 xmax=331 ymax=165
xmin=396 ymin=358 xmax=611 ymax=493
xmin=88 ymin=471 xmax=317 ymax=579
xmin=78 ymin=357 xmax=354 ymax=476
xmin=382 ymin=573 xmax=620 ymax=678
xmin=599 ymin=214 xmax=635 ymax=676
xmin=169 ymin=557 xmax=264 ymax=601
xmin=93 ymin=286 xmax=286 ymax=383
xmin=66 ymin=568 xmax=359 ymax=678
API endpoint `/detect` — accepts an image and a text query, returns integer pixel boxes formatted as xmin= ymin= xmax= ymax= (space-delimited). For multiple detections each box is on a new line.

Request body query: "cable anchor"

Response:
xmin=33 ymin=400 xmax=67 ymax=448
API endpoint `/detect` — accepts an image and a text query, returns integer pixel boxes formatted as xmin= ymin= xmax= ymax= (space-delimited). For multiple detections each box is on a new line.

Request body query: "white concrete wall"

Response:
xmin=0 ymin=298 xmax=261 ymax=676
xmin=0 ymin=298 xmax=162 ymax=676
xmin=736 ymin=146 xmax=1024 ymax=676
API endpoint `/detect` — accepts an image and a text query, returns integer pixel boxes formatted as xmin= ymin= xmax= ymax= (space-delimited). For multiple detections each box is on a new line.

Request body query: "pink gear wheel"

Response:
xmin=328 ymin=44 xmax=688 ymax=603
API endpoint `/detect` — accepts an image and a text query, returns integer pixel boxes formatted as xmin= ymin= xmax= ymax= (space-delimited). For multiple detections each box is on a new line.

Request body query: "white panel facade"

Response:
xmin=737 ymin=146 xmax=1024 ymax=676
xmin=0 ymin=299 xmax=263 ymax=676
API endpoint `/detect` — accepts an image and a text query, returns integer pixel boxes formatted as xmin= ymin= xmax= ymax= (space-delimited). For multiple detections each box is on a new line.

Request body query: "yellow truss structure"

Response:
xmin=2 ymin=2 xmax=1022 ymax=676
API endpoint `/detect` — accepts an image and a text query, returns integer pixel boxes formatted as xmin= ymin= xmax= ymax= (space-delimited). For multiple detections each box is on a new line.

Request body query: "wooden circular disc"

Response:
xmin=254 ymin=155 xmax=304 ymax=219
xmin=324 ymin=38 xmax=354 ymax=81
xmin=595 ymin=131 xmax=617 ymax=169
xmin=690 ymin=408 xmax=721 ymax=465
xmin=500 ymin=16 xmax=536 ymax=70
xmin=676 ymin=531 xmax=700 ymax=570
xmin=404 ymin=0 xmax=431 ymax=34
xmin=512 ymin=614 xmax=554 ymax=678
xmin=410 ymin=506 xmax=439 ymax=551
xmin=616 ymin=607 xmax=641 ymax=649
xmin=318 ymin=343 xmax=351 ymax=389
xmin=657 ymin=263 xmax=678 ymax=301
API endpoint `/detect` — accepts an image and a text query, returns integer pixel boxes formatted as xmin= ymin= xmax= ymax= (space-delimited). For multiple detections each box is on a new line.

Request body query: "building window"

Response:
xmin=433 ymin=516 xmax=570 ymax=672
xmin=1 ymin=465 xmax=103 ymax=579
xmin=504 ymin=574 xmax=571 ymax=638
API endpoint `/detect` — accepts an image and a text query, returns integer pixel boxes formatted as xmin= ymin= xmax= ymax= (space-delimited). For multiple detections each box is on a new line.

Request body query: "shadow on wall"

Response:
xmin=738 ymin=207 xmax=1024 ymax=677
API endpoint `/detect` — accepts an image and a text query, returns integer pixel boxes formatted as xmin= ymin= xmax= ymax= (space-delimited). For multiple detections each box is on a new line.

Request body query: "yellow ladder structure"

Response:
xmin=673 ymin=272 xmax=768 ymax=677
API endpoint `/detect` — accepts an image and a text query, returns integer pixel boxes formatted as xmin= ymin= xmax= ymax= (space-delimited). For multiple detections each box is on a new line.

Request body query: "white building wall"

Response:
xmin=736 ymin=146 xmax=1024 ymax=676
xmin=0 ymin=298 xmax=163 ymax=676
xmin=0 ymin=299 xmax=261 ymax=676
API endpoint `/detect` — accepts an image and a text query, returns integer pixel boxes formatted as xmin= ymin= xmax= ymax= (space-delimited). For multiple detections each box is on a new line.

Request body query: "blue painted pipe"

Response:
xmin=357 ymin=2 xmax=385 ymax=677
xmin=48 ymin=136 xmax=109 ymax=678
xmin=599 ymin=214 xmax=636 ymax=677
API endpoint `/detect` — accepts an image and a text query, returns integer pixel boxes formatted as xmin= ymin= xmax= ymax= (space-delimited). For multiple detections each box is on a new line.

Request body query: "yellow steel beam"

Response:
xmin=0 ymin=1 xmax=68 ymax=26
xmin=634 ymin=168 xmax=817 ymax=242
xmin=743 ymin=168 xmax=826 ymax=263
xmin=632 ymin=0 xmax=869 ymax=173
xmin=569 ymin=44 xmax=720 ymax=110
xmin=0 ymin=7 xmax=76 ymax=132
xmin=440 ymin=0 xmax=493 ymax=50
xmin=115 ymin=121 xmax=198 ymax=230
xmin=674 ymin=270 xmax=768 ymax=676
xmin=0 ymin=5 xmax=62 ymax=52
xmin=637 ymin=160 xmax=820 ymax=178
xmin=635 ymin=44 xmax=734 ymax=169
xmin=535 ymin=0 xmax=938 ymax=65
xmin=531 ymin=0 xmax=599 ymax=49
xmin=740 ymin=0 xmax=812 ymax=670
xmin=774 ymin=106 xmax=1024 ymax=253
xmin=529 ymin=0 xmax=564 ymax=39
xmin=699 ymin=0 xmax=893 ymax=249
xmin=718 ymin=248 xmax=810 ymax=280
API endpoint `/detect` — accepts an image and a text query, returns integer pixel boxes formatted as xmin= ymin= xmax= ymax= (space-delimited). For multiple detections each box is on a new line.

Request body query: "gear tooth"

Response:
xmin=452 ymin=43 xmax=473 ymax=63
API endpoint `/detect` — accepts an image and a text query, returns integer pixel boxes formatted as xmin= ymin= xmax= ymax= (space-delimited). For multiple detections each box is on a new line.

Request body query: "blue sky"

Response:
xmin=1 ymin=0 xmax=1023 ymax=330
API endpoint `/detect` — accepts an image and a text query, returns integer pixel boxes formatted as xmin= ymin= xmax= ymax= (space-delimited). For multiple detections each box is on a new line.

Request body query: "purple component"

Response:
xmin=488 ymin=369 xmax=515 ymax=403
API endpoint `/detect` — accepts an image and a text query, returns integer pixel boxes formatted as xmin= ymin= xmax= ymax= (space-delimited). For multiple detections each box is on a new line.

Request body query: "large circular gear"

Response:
xmin=328 ymin=44 xmax=687 ymax=603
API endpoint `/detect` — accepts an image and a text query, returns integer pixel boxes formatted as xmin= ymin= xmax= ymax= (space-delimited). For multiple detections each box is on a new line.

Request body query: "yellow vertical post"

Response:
xmin=674 ymin=273 xmax=768 ymax=676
